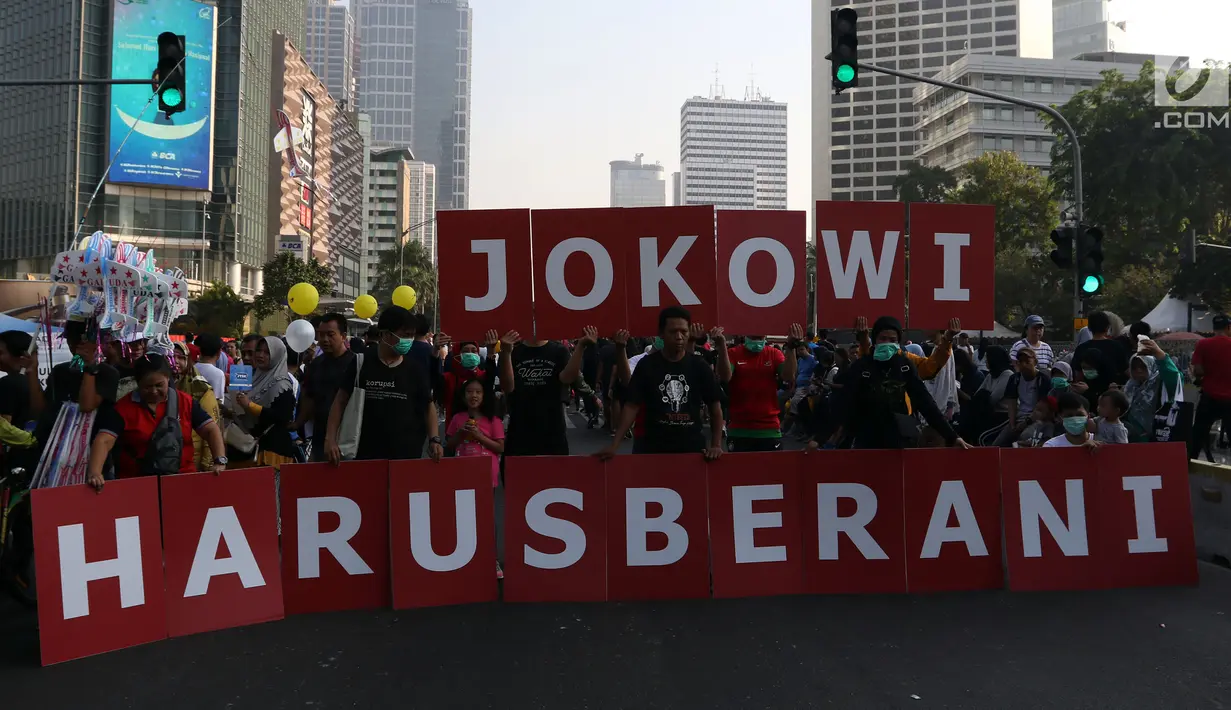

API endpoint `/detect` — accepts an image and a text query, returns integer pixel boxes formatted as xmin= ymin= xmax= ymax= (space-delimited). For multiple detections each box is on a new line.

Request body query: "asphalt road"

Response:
xmin=3 ymin=409 xmax=1231 ymax=709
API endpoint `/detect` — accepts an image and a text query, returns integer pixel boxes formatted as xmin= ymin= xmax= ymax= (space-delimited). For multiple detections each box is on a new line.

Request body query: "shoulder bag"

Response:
xmin=337 ymin=353 xmax=366 ymax=460
xmin=141 ymin=389 xmax=184 ymax=476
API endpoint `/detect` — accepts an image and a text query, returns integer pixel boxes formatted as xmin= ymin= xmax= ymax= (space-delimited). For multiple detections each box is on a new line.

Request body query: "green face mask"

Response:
xmin=460 ymin=352 xmax=481 ymax=369
xmin=1062 ymin=416 xmax=1088 ymax=436
xmin=1051 ymin=377 xmax=1069 ymax=390
xmin=744 ymin=338 xmax=766 ymax=353
xmin=387 ymin=334 xmax=413 ymax=355
xmin=1082 ymin=368 xmax=1100 ymax=380
xmin=653 ymin=337 xmax=664 ymax=351
xmin=873 ymin=342 xmax=900 ymax=362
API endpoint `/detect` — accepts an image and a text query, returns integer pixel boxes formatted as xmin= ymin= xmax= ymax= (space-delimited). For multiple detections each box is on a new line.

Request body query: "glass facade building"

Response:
xmin=358 ymin=0 xmax=470 ymax=211
xmin=304 ymin=0 xmax=357 ymax=109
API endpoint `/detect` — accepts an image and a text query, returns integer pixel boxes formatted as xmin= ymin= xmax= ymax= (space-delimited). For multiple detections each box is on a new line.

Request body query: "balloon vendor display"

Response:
xmin=353 ymin=294 xmax=378 ymax=320
xmin=288 ymin=282 xmax=319 ymax=316
xmin=392 ymin=285 xmax=417 ymax=311
xmin=40 ymin=231 xmax=191 ymax=489
xmin=285 ymin=319 xmax=315 ymax=354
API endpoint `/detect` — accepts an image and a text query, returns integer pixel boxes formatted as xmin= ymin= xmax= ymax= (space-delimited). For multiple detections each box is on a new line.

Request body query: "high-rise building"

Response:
xmin=357 ymin=0 xmax=471 ymax=211
xmin=0 ymin=0 xmax=308 ymax=294
xmin=610 ymin=154 xmax=667 ymax=207
xmin=270 ymin=33 xmax=364 ymax=300
xmin=913 ymin=53 xmax=1153 ymax=175
xmin=811 ymin=0 xmax=1052 ymax=205
xmin=304 ymin=0 xmax=357 ymax=109
xmin=357 ymin=113 xmax=373 ymax=288
xmin=679 ymin=93 xmax=787 ymax=210
xmin=364 ymin=148 xmax=436 ymax=294
xmin=671 ymin=171 xmax=683 ymax=206
xmin=1053 ymin=0 xmax=1126 ymax=60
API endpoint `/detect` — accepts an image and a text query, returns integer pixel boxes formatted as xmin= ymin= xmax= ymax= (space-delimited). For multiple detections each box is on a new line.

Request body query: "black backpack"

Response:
xmin=140 ymin=390 xmax=184 ymax=476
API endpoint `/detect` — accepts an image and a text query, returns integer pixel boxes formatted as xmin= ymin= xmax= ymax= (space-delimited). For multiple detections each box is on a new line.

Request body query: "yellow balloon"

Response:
xmin=287 ymin=282 xmax=319 ymax=316
xmin=392 ymin=285 xmax=417 ymax=311
xmin=354 ymin=294 xmax=378 ymax=320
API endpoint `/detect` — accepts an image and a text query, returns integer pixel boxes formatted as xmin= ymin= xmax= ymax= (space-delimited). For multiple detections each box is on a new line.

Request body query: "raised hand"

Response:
xmin=500 ymin=330 xmax=522 ymax=349
xmin=788 ymin=322 xmax=805 ymax=343
xmin=709 ymin=326 xmax=726 ymax=346
xmin=946 ymin=318 xmax=962 ymax=339
xmin=580 ymin=325 xmax=599 ymax=346
xmin=689 ymin=322 xmax=707 ymax=342
xmin=613 ymin=329 xmax=630 ymax=347
xmin=853 ymin=316 xmax=868 ymax=334
xmin=483 ymin=329 xmax=500 ymax=350
xmin=436 ymin=332 xmax=453 ymax=350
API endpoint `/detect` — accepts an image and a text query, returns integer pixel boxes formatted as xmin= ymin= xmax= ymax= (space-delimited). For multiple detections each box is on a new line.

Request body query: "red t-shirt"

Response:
xmin=1194 ymin=335 xmax=1231 ymax=400
xmin=727 ymin=345 xmax=786 ymax=431
xmin=101 ymin=390 xmax=211 ymax=478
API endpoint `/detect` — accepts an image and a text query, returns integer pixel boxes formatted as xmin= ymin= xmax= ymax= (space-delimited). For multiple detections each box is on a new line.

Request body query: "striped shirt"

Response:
xmin=1009 ymin=338 xmax=1055 ymax=371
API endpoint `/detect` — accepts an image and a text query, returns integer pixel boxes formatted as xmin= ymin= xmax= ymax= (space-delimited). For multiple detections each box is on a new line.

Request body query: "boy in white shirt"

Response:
xmin=1043 ymin=391 xmax=1100 ymax=449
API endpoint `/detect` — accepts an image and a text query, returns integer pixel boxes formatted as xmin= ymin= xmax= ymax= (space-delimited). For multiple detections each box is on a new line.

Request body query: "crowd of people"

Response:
xmin=2 ymin=306 xmax=1229 ymax=491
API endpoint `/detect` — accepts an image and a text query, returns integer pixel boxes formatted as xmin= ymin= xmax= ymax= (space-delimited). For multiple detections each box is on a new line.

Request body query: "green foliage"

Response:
xmin=176 ymin=282 xmax=249 ymax=338
xmin=251 ymin=252 xmax=334 ymax=320
xmin=372 ymin=240 xmax=438 ymax=317
xmin=1048 ymin=62 xmax=1231 ymax=306
xmin=1100 ymin=261 xmax=1172 ymax=323
xmin=1173 ymin=246 xmax=1231 ymax=312
xmin=894 ymin=161 xmax=957 ymax=204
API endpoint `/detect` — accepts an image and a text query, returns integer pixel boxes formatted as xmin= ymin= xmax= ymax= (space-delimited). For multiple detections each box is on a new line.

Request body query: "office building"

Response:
xmin=304 ymin=0 xmax=358 ymax=109
xmin=1053 ymin=0 xmax=1126 ymax=60
xmin=679 ymin=93 xmax=787 ymax=210
xmin=357 ymin=0 xmax=471 ymax=210
xmin=270 ymin=33 xmax=364 ymax=300
xmin=811 ymin=0 xmax=1052 ymax=205
xmin=913 ymin=53 xmax=1153 ymax=175
xmin=671 ymin=171 xmax=683 ymax=206
xmin=357 ymin=113 xmax=373 ymax=288
xmin=610 ymin=154 xmax=667 ymax=207
xmin=0 ymin=0 xmax=308 ymax=294
xmin=365 ymin=148 xmax=436 ymax=293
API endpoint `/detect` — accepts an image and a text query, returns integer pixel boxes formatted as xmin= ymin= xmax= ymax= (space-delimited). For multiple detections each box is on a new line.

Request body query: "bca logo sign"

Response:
xmin=1154 ymin=55 xmax=1230 ymax=129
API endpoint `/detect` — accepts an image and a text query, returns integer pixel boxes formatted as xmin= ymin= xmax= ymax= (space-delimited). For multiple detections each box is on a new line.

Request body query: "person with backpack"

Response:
xmin=813 ymin=316 xmax=972 ymax=451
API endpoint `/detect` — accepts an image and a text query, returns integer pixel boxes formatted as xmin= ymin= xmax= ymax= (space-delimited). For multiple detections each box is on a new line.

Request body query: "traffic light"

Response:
xmin=1049 ymin=225 xmax=1075 ymax=269
xmin=830 ymin=8 xmax=859 ymax=93
xmin=1077 ymin=225 xmax=1105 ymax=295
xmin=154 ymin=32 xmax=186 ymax=116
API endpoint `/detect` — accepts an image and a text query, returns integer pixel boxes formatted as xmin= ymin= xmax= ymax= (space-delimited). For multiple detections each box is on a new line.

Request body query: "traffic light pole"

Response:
xmin=0 ymin=79 xmax=156 ymax=86
xmin=841 ymin=58 xmax=1087 ymax=327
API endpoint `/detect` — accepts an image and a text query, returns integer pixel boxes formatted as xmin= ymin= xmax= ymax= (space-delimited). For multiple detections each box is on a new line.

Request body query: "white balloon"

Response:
xmin=286 ymin=319 xmax=316 ymax=353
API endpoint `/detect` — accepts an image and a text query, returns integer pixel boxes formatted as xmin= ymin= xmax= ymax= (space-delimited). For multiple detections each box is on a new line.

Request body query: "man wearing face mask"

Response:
xmin=817 ymin=316 xmax=972 ymax=450
xmin=325 ymin=306 xmax=442 ymax=464
xmin=714 ymin=324 xmax=804 ymax=452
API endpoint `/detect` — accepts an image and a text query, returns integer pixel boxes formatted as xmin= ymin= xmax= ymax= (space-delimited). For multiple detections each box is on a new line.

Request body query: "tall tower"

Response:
xmin=304 ymin=0 xmax=357 ymax=108
xmin=357 ymin=0 xmax=471 ymax=211
xmin=610 ymin=155 xmax=667 ymax=208
xmin=1053 ymin=0 xmax=1126 ymax=59
xmin=679 ymin=93 xmax=787 ymax=210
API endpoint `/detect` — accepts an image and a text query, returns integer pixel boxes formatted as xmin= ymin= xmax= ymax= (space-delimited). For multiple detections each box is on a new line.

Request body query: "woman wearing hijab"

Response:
xmin=174 ymin=342 xmax=222 ymax=471
xmin=88 ymin=353 xmax=227 ymax=489
xmin=230 ymin=336 xmax=299 ymax=467
xmin=1123 ymin=339 xmax=1183 ymax=442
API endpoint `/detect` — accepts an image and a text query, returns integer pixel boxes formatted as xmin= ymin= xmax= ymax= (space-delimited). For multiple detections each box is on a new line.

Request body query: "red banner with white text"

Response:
xmin=30 ymin=444 xmax=1196 ymax=664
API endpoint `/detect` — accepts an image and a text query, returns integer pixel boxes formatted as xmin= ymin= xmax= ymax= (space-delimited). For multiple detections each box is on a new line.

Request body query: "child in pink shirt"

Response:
xmin=446 ymin=377 xmax=504 ymax=487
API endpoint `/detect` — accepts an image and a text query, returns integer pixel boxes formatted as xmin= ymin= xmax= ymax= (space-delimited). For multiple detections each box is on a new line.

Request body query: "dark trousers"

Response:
xmin=1190 ymin=394 xmax=1231 ymax=461
xmin=727 ymin=437 xmax=783 ymax=453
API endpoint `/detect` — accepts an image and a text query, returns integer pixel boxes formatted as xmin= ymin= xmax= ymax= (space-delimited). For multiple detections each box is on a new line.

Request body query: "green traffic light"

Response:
xmin=1081 ymin=275 xmax=1103 ymax=294
xmin=162 ymin=88 xmax=183 ymax=107
xmin=836 ymin=64 xmax=856 ymax=83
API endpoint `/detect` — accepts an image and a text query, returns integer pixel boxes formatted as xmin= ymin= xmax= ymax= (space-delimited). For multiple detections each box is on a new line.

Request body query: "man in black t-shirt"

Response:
xmin=324 ymin=306 xmax=441 ymax=464
xmin=297 ymin=313 xmax=356 ymax=461
xmin=599 ymin=307 xmax=724 ymax=460
xmin=498 ymin=325 xmax=593 ymax=456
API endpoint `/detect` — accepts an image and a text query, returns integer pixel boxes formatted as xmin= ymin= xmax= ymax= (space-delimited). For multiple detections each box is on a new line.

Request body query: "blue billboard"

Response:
xmin=108 ymin=0 xmax=217 ymax=190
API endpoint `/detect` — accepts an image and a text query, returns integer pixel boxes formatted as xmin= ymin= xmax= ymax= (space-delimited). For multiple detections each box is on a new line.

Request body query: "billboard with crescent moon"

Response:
xmin=107 ymin=0 xmax=217 ymax=190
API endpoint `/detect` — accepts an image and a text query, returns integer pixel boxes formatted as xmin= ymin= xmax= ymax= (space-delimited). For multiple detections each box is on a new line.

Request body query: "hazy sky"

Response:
xmin=467 ymin=0 xmax=1228 ymax=213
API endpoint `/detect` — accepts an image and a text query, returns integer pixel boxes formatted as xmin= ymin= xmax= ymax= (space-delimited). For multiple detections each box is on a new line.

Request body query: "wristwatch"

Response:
xmin=429 ymin=436 xmax=443 ymax=446
xmin=82 ymin=363 xmax=99 ymax=376
xmin=214 ymin=456 xmax=229 ymax=467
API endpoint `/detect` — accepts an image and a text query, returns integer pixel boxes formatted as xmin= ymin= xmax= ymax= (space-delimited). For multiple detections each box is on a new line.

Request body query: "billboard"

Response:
xmin=108 ymin=0 xmax=217 ymax=190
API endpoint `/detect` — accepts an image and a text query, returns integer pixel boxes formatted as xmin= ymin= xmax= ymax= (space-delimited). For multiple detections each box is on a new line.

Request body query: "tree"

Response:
xmin=372 ymin=240 xmax=438 ymax=318
xmin=1048 ymin=62 xmax=1231 ymax=304
xmin=945 ymin=152 xmax=1066 ymax=328
xmin=1173 ymin=247 xmax=1231 ymax=313
xmin=180 ymin=281 xmax=249 ymax=338
xmin=893 ymin=161 xmax=956 ymax=204
xmin=251 ymin=251 xmax=334 ymax=320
